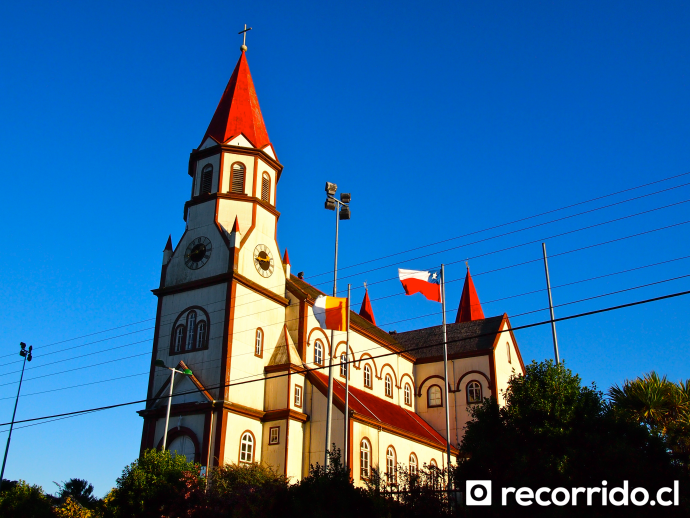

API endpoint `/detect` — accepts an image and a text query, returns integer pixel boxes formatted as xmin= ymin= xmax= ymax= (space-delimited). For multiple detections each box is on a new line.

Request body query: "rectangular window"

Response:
xmin=269 ymin=426 xmax=280 ymax=445
xmin=294 ymin=385 xmax=302 ymax=408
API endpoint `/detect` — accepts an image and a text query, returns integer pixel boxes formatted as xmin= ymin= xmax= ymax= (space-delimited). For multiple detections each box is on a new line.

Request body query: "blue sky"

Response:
xmin=0 ymin=0 xmax=688 ymax=496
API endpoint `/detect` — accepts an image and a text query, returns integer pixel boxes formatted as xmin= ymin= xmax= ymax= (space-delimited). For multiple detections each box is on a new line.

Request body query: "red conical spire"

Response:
xmin=283 ymin=248 xmax=291 ymax=265
xmin=456 ymin=266 xmax=485 ymax=323
xmin=203 ymin=52 xmax=270 ymax=149
xmin=231 ymin=216 xmax=241 ymax=233
xmin=359 ymin=287 xmax=376 ymax=326
xmin=164 ymin=235 xmax=173 ymax=251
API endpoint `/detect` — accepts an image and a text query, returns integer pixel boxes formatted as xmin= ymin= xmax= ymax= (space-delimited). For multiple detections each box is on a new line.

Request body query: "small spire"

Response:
xmin=456 ymin=265 xmax=485 ymax=323
xmin=164 ymin=235 xmax=173 ymax=251
xmin=359 ymin=285 xmax=377 ymax=326
xmin=283 ymin=248 xmax=291 ymax=265
xmin=231 ymin=216 xmax=241 ymax=233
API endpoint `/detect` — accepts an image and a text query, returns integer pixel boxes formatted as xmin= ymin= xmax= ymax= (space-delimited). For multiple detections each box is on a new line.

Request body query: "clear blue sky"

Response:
xmin=0 ymin=0 xmax=688 ymax=497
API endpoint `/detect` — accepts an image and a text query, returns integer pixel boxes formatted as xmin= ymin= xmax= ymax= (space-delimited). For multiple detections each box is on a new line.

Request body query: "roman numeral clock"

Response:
xmin=253 ymin=244 xmax=274 ymax=278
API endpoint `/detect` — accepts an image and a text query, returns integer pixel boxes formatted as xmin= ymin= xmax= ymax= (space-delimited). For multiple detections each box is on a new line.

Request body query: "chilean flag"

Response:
xmin=398 ymin=269 xmax=441 ymax=302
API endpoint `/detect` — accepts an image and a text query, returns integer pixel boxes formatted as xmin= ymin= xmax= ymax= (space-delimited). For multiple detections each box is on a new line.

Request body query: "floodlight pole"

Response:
xmin=343 ymin=284 xmax=351 ymax=469
xmin=440 ymin=265 xmax=452 ymax=498
xmin=324 ymin=200 xmax=339 ymax=466
xmin=323 ymin=185 xmax=350 ymax=467
xmin=1 ymin=343 xmax=32 ymax=482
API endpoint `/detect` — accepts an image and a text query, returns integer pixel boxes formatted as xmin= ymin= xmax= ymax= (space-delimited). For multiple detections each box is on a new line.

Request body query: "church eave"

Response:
xmin=189 ymin=143 xmax=283 ymax=181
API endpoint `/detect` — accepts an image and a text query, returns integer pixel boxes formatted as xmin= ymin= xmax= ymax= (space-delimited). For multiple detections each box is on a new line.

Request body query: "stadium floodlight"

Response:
xmin=325 ymin=182 xmax=338 ymax=195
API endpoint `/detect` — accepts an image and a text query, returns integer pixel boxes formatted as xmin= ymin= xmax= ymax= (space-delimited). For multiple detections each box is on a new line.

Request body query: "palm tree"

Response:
xmin=609 ymin=372 xmax=690 ymax=472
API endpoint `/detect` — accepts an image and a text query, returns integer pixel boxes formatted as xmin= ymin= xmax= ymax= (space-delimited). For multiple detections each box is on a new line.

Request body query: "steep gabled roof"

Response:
xmin=202 ymin=52 xmax=270 ymax=149
xmin=310 ymin=370 xmax=454 ymax=452
xmin=268 ymin=325 xmax=302 ymax=367
xmin=394 ymin=315 xmax=505 ymax=360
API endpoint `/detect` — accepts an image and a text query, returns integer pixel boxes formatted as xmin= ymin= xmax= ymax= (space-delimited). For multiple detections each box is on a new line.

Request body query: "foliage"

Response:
xmin=54 ymin=478 xmax=97 ymax=508
xmin=0 ymin=479 xmax=54 ymax=518
xmin=104 ymin=448 xmax=203 ymax=518
xmin=610 ymin=372 xmax=690 ymax=472
xmin=455 ymin=360 xmax=687 ymax=516
xmin=55 ymin=496 xmax=92 ymax=518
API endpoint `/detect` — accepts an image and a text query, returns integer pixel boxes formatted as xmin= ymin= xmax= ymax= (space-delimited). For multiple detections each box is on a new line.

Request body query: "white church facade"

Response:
xmin=138 ymin=47 xmax=526 ymax=484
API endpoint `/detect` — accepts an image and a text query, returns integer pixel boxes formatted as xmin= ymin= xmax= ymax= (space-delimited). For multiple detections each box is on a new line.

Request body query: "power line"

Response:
xmin=2 ymin=286 xmax=689 ymax=430
xmin=0 ymin=372 xmax=149 ymax=401
xmin=8 ymin=173 xmax=689 ymax=360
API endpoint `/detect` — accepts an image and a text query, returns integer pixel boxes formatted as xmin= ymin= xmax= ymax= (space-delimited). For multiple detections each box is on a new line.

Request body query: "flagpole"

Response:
xmin=440 ymin=264 xmax=453 ymax=492
xmin=324 ymin=204 xmax=339 ymax=466
xmin=344 ymin=284 xmax=351 ymax=470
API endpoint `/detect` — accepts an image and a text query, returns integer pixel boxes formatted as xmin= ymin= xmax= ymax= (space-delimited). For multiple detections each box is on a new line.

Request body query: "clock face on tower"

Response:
xmin=253 ymin=244 xmax=274 ymax=278
xmin=184 ymin=236 xmax=212 ymax=270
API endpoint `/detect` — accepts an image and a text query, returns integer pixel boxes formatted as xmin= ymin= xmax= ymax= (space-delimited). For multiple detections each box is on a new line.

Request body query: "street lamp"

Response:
xmin=1 ymin=343 xmax=33 ymax=482
xmin=323 ymin=182 xmax=351 ymax=466
xmin=155 ymin=360 xmax=192 ymax=451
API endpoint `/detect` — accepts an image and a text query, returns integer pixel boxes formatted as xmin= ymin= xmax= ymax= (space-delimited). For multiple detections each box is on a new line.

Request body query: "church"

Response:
xmin=137 ymin=43 xmax=526 ymax=485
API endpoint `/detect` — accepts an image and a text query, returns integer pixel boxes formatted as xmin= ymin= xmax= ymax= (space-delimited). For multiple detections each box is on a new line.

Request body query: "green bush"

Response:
xmin=0 ymin=479 xmax=54 ymax=518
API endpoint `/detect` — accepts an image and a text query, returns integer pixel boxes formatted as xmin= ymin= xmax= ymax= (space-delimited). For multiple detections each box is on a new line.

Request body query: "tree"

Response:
xmin=54 ymin=478 xmax=97 ymax=508
xmin=455 ymin=360 xmax=687 ymax=516
xmin=104 ymin=448 xmax=203 ymax=518
xmin=0 ymin=479 xmax=54 ymax=518
xmin=610 ymin=372 xmax=690 ymax=473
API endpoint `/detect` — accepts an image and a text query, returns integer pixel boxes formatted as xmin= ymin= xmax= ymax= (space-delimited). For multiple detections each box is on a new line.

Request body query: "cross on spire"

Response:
xmin=239 ymin=24 xmax=252 ymax=52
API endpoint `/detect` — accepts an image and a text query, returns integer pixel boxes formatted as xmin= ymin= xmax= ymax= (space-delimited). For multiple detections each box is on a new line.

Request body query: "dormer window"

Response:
xmin=200 ymin=164 xmax=213 ymax=195
xmin=261 ymin=172 xmax=270 ymax=202
xmin=231 ymin=162 xmax=245 ymax=194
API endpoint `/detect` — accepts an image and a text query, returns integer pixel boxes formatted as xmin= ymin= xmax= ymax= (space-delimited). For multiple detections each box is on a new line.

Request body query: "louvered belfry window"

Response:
xmin=261 ymin=173 xmax=270 ymax=202
xmin=200 ymin=164 xmax=213 ymax=195
xmin=231 ymin=163 xmax=245 ymax=194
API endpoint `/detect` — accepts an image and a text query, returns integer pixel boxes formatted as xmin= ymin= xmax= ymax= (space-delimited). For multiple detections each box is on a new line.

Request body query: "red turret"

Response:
xmin=203 ymin=52 xmax=271 ymax=149
xmin=163 ymin=235 xmax=173 ymax=252
xmin=359 ymin=288 xmax=376 ymax=326
xmin=283 ymin=248 xmax=291 ymax=265
xmin=232 ymin=216 xmax=241 ymax=233
xmin=456 ymin=266 xmax=485 ymax=323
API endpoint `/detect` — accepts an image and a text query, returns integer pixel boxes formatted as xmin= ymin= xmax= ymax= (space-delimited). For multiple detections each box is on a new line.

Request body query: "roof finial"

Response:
xmin=466 ymin=259 xmax=469 ymax=271
xmin=239 ymin=24 xmax=252 ymax=52
xmin=363 ymin=280 xmax=368 ymax=290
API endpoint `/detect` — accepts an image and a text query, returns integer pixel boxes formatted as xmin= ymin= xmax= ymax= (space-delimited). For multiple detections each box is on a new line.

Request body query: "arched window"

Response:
xmin=467 ymin=381 xmax=482 ymax=404
xmin=200 ymin=164 xmax=213 ymax=195
xmin=404 ymin=383 xmax=412 ymax=406
xmin=255 ymin=329 xmax=263 ymax=357
xmin=261 ymin=172 xmax=270 ymax=202
xmin=386 ymin=446 xmax=396 ymax=484
xmin=364 ymin=364 xmax=372 ymax=388
xmin=340 ymin=353 xmax=348 ymax=377
xmin=196 ymin=321 xmax=207 ymax=349
xmin=168 ymin=435 xmax=196 ymax=463
xmin=428 ymin=385 xmax=442 ymax=407
xmin=430 ymin=459 xmax=437 ymax=468
xmin=507 ymin=342 xmax=512 ymax=363
xmin=385 ymin=374 xmax=392 ymax=398
xmin=239 ymin=431 xmax=254 ymax=463
xmin=186 ymin=312 xmax=196 ymax=350
xmin=174 ymin=326 xmax=184 ymax=352
xmin=314 ymin=340 xmax=323 ymax=365
xmin=360 ymin=439 xmax=370 ymax=479
xmin=409 ymin=453 xmax=418 ymax=476
xmin=231 ymin=163 xmax=245 ymax=194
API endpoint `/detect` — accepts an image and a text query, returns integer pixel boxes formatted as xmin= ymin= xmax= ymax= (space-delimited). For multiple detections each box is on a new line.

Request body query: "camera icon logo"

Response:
xmin=466 ymin=480 xmax=492 ymax=506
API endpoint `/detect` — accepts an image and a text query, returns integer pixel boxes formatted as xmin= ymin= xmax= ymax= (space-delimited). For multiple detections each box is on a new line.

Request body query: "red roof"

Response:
xmin=358 ymin=289 xmax=376 ymax=325
xmin=456 ymin=267 xmax=485 ymax=323
xmin=231 ymin=216 xmax=241 ymax=233
xmin=283 ymin=248 xmax=291 ymax=265
xmin=311 ymin=371 xmax=449 ymax=450
xmin=203 ymin=52 xmax=270 ymax=149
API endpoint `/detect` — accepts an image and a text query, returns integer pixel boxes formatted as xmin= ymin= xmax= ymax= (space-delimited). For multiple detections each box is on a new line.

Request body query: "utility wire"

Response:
xmin=7 ymin=173 xmax=688 ymax=360
xmin=2 ymin=286 xmax=690 ymax=430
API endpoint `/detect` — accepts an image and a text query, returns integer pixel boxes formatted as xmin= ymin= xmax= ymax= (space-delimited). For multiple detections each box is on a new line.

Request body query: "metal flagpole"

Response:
xmin=344 ymin=284 xmax=351 ymax=469
xmin=162 ymin=368 xmax=176 ymax=451
xmin=440 ymin=265 xmax=452 ymax=490
xmin=542 ymin=243 xmax=561 ymax=364
xmin=324 ymin=206 xmax=339 ymax=466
